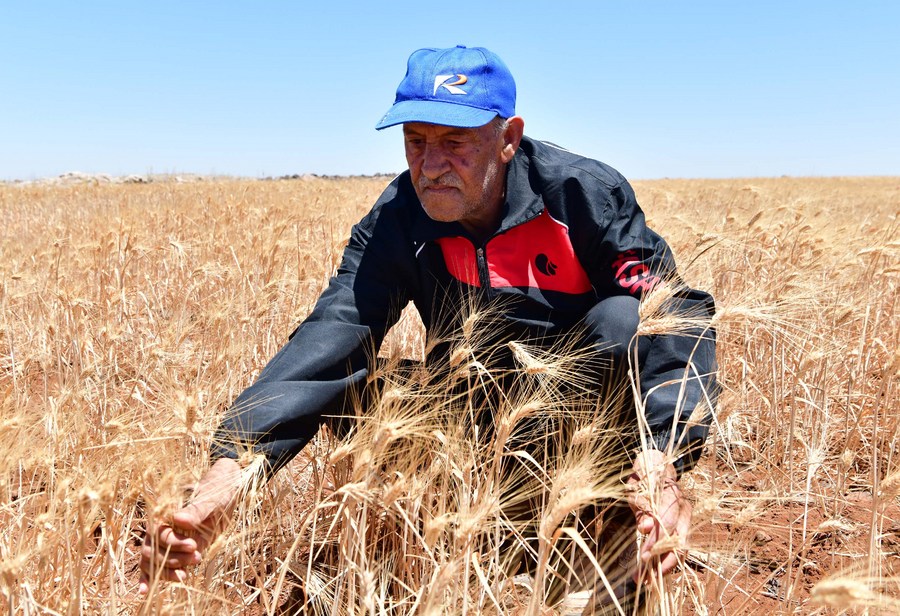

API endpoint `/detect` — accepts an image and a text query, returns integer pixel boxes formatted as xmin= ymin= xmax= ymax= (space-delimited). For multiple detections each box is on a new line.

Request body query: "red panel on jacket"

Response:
xmin=435 ymin=235 xmax=481 ymax=286
xmin=436 ymin=208 xmax=593 ymax=294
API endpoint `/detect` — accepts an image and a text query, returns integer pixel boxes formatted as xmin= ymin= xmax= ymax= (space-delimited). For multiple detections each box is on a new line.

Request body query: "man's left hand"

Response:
xmin=626 ymin=449 xmax=691 ymax=580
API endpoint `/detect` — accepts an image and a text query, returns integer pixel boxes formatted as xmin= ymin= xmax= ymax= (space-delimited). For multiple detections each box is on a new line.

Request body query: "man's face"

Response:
xmin=403 ymin=120 xmax=509 ymax=237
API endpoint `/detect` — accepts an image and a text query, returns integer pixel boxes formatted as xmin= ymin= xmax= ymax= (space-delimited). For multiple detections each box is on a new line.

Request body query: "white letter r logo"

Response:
xmin=433 ymin=74 xmax=468 ymax=95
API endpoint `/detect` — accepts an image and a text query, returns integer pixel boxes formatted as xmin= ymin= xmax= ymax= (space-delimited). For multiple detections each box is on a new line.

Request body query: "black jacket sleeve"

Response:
xmin=210 ymin=193 xmax=414 ymax=475
xmin=578 ymin=176 xmax=717 ymax=474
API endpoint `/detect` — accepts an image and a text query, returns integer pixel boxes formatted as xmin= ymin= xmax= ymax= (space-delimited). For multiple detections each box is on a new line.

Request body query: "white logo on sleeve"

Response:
xmin=433 ymin=74 xmax=468 ymax=95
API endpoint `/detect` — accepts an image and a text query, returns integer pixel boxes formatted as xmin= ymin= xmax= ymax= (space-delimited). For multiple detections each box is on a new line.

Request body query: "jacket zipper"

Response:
xmin=475 ymin=246 xmax=492 ymax=298
xmin=472 ymin=208 xmax=542 ymax=299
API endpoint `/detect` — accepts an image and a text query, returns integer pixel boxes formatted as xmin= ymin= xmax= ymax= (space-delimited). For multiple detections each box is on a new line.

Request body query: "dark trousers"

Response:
xmin=326 ymin=295 xmax=648 ymax=611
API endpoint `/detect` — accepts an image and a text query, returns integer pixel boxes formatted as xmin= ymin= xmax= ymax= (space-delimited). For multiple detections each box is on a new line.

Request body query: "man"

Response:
xmin=140 ymin=45 xmax=717 ymax=612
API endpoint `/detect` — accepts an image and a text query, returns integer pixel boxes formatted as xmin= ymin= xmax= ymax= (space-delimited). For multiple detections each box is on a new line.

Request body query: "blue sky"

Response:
xmin=2 ymin=1 xmax=898 ymax=180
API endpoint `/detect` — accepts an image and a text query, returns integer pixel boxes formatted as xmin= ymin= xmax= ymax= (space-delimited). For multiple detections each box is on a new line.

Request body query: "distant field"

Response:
xmin=1 ymin=176 xmax=897 ymax=614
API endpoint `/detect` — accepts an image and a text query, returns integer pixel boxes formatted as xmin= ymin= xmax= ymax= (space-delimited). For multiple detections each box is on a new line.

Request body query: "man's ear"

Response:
xmin=500 ymin=116 xmax=525 ymax=163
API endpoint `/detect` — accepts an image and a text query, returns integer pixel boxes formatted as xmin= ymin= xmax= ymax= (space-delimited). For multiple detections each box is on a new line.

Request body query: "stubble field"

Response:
xmin=0 ymin=174 xmax=897 ymax=615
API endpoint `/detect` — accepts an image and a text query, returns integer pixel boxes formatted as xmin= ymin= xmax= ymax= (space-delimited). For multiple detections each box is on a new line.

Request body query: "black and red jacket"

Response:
xmin=213 ymin=136 xmax=717 ymax=475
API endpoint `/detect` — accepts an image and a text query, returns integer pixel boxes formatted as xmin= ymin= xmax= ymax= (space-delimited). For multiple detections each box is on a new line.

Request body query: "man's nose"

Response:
xmin=420 ymin=143 xmax=450 ymax=180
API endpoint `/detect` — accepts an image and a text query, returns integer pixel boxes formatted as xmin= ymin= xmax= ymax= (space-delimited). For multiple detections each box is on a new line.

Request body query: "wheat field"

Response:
xmin=0 ymin=175 xmax=897 ymax=615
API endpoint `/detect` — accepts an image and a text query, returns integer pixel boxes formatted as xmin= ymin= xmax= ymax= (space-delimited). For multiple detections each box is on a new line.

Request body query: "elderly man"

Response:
xmin=140 ymin=45 xmax=717 ymax=612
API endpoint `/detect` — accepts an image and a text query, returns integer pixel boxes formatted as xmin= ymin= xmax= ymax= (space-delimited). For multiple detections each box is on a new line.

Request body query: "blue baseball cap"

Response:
xmin=375 ymin=45 xmax=516 ymax=130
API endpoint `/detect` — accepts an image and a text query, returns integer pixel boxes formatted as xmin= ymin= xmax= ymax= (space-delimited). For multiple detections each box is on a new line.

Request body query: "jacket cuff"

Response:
xmin=648 ymin=429 xmax=706 ymax=477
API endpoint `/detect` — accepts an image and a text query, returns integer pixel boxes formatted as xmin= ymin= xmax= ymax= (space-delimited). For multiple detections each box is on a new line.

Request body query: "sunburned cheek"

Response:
xmin=455 ymin=147 xmax=486 ymax=173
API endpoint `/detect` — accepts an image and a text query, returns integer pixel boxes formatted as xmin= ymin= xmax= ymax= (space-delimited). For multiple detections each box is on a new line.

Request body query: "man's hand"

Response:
xmin=139 ymin=457 xmax=242 ymax=594
xmin=626 ymin=449 xmax=691 ymax=581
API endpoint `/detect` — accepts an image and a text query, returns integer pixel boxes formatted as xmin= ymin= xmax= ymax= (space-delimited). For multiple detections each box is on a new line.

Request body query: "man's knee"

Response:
xmin=582 ymin=296 xmax=641 ymax=363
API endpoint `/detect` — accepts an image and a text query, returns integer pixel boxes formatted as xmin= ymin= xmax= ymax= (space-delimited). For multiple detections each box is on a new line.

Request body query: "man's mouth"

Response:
xmin=419 ymin=176 xmax=462 ymax=193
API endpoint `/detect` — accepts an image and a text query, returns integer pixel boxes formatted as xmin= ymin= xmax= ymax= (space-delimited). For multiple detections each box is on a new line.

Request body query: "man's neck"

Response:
xmin=460 ymin=169 xmax=508 ymax=243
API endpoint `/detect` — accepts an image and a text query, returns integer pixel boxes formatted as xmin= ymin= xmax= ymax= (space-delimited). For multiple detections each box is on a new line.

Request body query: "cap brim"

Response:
xmin=375 ymin=100 xmax=498 ymax=130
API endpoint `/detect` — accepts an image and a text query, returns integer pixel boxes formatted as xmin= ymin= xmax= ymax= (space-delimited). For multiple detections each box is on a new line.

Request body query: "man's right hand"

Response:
xmin=139 ymin=457 xmax=242 ymax=594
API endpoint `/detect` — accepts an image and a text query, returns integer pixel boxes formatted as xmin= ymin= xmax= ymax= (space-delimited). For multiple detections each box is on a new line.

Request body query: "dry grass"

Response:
xmin=0 ymin=175 xmax=897 ymax=614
